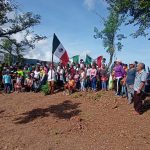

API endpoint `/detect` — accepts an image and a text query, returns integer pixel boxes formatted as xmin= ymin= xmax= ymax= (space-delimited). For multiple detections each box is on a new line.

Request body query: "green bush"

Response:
xmin=41 ymin=82 xmax=50 ymax=95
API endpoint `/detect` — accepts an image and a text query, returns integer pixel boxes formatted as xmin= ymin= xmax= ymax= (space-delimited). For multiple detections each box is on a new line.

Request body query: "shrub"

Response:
xmin=41 ymin=82 xmax=50 ymax=95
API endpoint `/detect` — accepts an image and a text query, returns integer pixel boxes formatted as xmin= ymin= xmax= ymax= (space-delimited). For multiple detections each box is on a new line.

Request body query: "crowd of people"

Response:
xmin=0 ymin=59 xmax=150 ymax=115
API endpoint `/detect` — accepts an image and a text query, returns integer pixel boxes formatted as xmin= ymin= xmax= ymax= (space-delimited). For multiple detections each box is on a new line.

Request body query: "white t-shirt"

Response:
xmin=59 ymin=69 xmax=64 ymax=81
xmin=48 ymin=70 xmax=55 ymax=81
xmin=34 ymin=70 xmax=40 ymax=79
xmin=86 ymin=68 xmax=92 ymax=76
xmin=80 ymin=63 xmax=84 ymax=68
xmin=81 ymin=72 xmax=85 ymax=82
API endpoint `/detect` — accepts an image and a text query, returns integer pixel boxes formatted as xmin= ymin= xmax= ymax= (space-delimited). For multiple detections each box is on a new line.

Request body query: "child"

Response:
xmin=100 ymin=64 xmax=107 ymax=91
xmin=64 ymin=75 xmax=75 ymax=95
xmin=101 ymin=75 xmax=107 ymax=91
xmin=2 ymin=71 xmax=11 ymax=94
xmin=80 ymin=68 xmax=86 ymax=91
xmin=24 ymin=74 xmax=33 ymax=92
xmin=14 ymin=73 xmax=22 ymax=93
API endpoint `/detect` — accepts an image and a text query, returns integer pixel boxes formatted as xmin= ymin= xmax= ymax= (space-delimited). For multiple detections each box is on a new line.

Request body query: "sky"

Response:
xmin=14 ymin=0 xmax=150 ymax=66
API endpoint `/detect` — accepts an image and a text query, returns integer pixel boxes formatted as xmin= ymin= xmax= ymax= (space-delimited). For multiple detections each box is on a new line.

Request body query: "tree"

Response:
xmin=0 ymin=39 xmax=15 ymax=65
xmin=94 ymin=10 xmax=125 ymax=70
xmin=105 ymin=0 xmax=150 ymax=38
xmin=0 ymin=0 xmax=46 ymax=62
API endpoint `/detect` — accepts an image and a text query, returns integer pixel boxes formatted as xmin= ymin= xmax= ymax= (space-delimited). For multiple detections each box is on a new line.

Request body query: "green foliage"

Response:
xmin=94 ymin=10 xmax=125 ymax=69
xmin=0 ymin=0 xmax=46 ymax=61
xmin=41 ymin=83 xmax=50 ymax=96
xmin=105 ymin=0 xmax=150 ymax=39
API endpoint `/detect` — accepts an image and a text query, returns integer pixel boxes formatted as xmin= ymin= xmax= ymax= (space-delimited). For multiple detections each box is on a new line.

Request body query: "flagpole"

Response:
xmin=51 ymin=34 xmax=54 ymax=80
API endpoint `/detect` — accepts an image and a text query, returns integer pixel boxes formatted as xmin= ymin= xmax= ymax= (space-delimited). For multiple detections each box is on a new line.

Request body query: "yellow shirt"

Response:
xmin=68 ymin=79 xmax=75 ymax=87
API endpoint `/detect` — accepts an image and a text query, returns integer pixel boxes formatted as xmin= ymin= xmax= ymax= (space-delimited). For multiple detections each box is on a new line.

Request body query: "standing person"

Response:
xmin=17 ymin=66 xmax=24 ymax=87
xmin=86 ymin=64 xmax=92 ymax=90
xmin=74 ymin=70 xmax=80 ymax=90
xmin=90 ymin=64 xmax=97 ymax=92
xmin=133 ymin=63 xmax=147 ymax=115
xmin=113 ymin=60 xmax=125 ymax=96
xmin=24 ymin=74 xmax=33 ymax=92
xmin=48 ymin=64 xmax=56 ymax=94
xmin=121 ymin=64 xmax=128 ymax=97
xmin=59 ymin=65 xmax=65 ymax=84
xmin=33 ymin=66 xmax=40 ymax=92
xmin=34 ymin=66 xmax=40 ymax=80
xmin=126 ymin=63 xmax=136 ymax=104
xmin=2 ymin=71 xmax=11 ymax=94
xmin=40 ymin=66 xmax=47 ymax=86
xmin=100 ymin=64 xmax=107 ymax=90
xmin=14 ymin=73 xmax=22 ymax=93
xmin=70 ymin=64 xmax=75 ymax=77
xmin=80 ymin=68 xmax=86 ymax=91
xmin=80 ymin=59 xmax=84 ymax=69
xmin=101 ymin=75 xmax=107 ymax=91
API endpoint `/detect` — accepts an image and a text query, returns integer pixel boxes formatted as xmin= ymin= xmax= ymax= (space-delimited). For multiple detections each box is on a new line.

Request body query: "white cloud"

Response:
xmin=24 ymin=38 xmax=54 ymax=62
xmin=84 ymin=0 xmax=108 ymax=10
xmin=84 ymin=0 xmax=96 ymax=10
xmin=99 ymin=0 xmax=108 ymax=7
xmin=12 ymin=32 xmax=25 ymax=43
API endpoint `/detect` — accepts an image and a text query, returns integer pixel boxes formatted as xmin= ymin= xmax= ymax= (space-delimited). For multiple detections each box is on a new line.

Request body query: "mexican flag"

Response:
xmin=85 ymin=55 xmax=92 ymax=65
xmin=72 ymin=55 xmax=79 ymax=64
xmin=52 ymin=33 xmax=69 ymax=65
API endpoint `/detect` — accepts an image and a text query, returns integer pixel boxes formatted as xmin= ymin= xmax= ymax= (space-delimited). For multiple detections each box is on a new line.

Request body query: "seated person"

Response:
xmin=64 ymin=75 xmax=76 ymax=95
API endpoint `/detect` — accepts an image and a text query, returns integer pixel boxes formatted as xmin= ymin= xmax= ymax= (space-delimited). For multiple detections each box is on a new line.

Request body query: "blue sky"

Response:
xmin=16 ymin=0 xmax=150 ymax=66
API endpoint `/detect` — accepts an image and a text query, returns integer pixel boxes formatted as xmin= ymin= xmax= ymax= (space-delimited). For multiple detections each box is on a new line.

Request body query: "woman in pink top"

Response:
xmin=90 ymin=65 xmax=97 ymax=91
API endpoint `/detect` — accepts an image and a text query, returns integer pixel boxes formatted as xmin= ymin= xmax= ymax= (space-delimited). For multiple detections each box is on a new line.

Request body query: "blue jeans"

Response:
xmin=4 ymin=83 xmax=11 ymax=93
xmin=102 ymin=81 xmax=106 ymax=90
xmin=121 ymin=85 xmax=127 ymax=97
xmin=126 ymin=84 xmax=134 ymax=103
xmin=85 ymin=76 xmax=91 ymax=89
xmin=91 ymin=77 xmax=97 ymax=91
xmin=81 ymin=81 xmax=85 ymax=91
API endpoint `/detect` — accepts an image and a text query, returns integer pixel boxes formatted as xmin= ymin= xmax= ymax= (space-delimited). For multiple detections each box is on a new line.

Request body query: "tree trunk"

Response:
xmin=106 ymin=52 xmax=114 ymax=72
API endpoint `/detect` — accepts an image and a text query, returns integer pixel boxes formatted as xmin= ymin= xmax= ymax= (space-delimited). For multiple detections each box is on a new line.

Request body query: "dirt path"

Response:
xmin=0 ymin=91 xmax=150 ymax=150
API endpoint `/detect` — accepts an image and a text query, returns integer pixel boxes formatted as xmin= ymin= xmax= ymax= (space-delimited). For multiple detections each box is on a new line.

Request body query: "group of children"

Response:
xmin=1 ymin=65 xmax=47 ymax=93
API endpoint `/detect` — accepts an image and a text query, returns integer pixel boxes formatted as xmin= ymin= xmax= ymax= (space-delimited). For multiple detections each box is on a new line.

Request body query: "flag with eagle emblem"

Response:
xmin=52 ymin=33 xmax=69 ymax=65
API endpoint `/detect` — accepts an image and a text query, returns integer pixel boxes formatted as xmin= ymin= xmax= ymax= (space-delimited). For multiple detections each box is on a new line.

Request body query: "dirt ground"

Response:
xmin=0 ymin=91 xmax=150 ymax=150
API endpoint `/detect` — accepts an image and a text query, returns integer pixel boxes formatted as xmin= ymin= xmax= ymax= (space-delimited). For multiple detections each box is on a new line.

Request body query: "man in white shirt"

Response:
xmin=48 ymin=64 xmax=56 ymax=94
xmin=133 ymin=63 xmax=147 ymax=115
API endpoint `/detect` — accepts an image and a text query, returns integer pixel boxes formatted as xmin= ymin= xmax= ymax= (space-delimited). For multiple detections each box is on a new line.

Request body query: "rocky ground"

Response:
xmin=0 ymin=91 xmax=150 ymax=150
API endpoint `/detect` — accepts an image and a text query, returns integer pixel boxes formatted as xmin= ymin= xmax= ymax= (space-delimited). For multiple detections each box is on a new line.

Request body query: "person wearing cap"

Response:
xmin=126 ymin=62 xmax=136 ymax=104
xmin=133 ymin=63 xmax=147 ymax=115
xmin=113 ymin=60 xmax=125 ymax=96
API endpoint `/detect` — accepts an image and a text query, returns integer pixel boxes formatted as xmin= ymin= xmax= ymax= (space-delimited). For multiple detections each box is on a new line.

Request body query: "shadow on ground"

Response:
xmin=14 ymin=100 xmax=81 ymax=124
xmin=0 ymin=110 xmax=5 ymax=114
